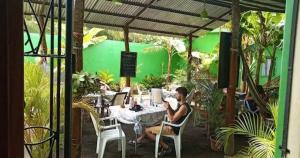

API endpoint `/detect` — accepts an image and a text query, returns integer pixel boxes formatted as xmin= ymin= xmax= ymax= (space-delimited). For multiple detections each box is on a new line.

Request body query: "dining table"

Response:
xmin=109 ymin=102 xmax=166 ymax=126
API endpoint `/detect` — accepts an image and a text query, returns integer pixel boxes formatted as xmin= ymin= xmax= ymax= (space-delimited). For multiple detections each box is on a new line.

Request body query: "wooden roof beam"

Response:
xmin=125 ymin=0 xmax=156 ymax=26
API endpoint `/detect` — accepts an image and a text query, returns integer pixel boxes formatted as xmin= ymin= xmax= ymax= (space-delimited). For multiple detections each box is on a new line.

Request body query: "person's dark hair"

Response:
xmin=176 ymin=87 xmax=188 ymax=97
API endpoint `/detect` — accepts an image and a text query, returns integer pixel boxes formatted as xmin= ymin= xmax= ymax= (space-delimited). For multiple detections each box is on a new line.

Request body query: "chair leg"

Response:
xmin=118 ymin=139 xmax=121 ymax=151
xmin=121 ymin=137 xmax=126 ymax=158
xmin=174 ymin=137 xmax=181 ymax=158
xmin=155 ymin=135 xmax=160 ymax=158
xmin=96 ymin=136 xmax=100 ymax=153
xmin=98 ymin=140 xmax=106 ymax=158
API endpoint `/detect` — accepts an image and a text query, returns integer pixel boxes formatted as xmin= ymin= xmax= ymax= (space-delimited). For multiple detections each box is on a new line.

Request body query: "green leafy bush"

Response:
xmin=140 ymin=74 xmax=166 ymax=89
xmin=72 ymin=71 xmax=101 ymax=99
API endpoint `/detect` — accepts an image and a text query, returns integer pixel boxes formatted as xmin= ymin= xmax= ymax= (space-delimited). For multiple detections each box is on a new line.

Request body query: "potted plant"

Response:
xmin=140 ymin=74 xmax=166 ymax=90
xmin=140 ymin=74 xmax=166 ymax=104
xmin=199 ymin=80 xmax=224 ymax=151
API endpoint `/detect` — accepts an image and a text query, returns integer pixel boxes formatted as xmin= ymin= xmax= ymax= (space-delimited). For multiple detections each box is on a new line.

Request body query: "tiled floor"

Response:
xmin=82 ymin=116 xmax=224 ymax=158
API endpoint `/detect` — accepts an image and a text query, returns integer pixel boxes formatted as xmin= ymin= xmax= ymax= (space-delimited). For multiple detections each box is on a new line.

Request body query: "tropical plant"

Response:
xmin=83 ymin=28 xmax=107 ymax=48
xmin=216 ymin=102 xmax=278 ymax=158
xmin=24 ymin=62 xmax=51 ymax=157
xmin=140 ymin=74 xmax=166 ymax=89
xmin=172 ymin=69 xmax=187 ymax=85
xmin=109 ymin=82 xmax=121 ymax=92
xmin=72 ymin=71 xmax=102 ymax=100
xmin=144 ymin=37 xmax=186 ymax=83
xmin=241 ymin=11 xmax=284 ymax=85
xmin=98 ymin=70 xmax=114 ymax=85
xmin=200 ymin=81 xmax=224 ymax=134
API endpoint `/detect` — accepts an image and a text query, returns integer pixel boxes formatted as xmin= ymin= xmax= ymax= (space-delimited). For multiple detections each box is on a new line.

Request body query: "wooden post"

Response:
xmin=187 ymin=34 xmax=193 ymax=82
xmin=0 ymin=0 xmax=24 ymax=157
xmin=72 ymin=0 xmax=84 ymax=157
xmin=225 ymin=0 xmax=240 ymax=155
xmin=226 ymin=0 xmax=240 ymax=127
xmin=124 ymin=27 xmax=131 ymax=87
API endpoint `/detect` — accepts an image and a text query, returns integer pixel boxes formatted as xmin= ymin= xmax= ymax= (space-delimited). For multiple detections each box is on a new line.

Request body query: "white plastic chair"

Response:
xmin=155 ymin=108 xmax=193 ymax=158
xmin=90 ymin=113 xmax=126 ymax=158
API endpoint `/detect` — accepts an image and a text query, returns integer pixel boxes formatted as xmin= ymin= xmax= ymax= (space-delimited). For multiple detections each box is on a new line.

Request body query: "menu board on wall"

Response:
xmin=120 ymin=51 xmax=137 ymax=77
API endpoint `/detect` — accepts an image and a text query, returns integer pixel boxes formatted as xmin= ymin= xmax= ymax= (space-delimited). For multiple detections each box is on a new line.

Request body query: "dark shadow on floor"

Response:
xmin=82 ymin=114 xmax=224 ymax=158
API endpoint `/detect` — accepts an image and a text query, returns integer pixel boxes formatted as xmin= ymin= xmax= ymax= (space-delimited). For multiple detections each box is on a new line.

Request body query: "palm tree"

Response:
xmin=144 ymin=37 xmax=186 ymax=83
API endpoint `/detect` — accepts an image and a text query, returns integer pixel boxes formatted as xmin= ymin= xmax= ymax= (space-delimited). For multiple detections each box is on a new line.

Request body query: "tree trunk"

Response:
xmin=38 ymin=3 xmax=47 ymax=64
xmin=267 ymin=47 xmax=277 ymax=86
xmin=187 ymin=34 xmax=193 ymax=82
xmin=225 ymin=0 xmax=240 ymax=155
xmin=255 ymin=12 xmax=267 ymax=85
xmin=255 ymin=48 xmax=263 ymax=85
xmin=38 ymin=16 xmax=47 ymax=55
xmin=72 ymin=0 xmax=84 ymax=157
xmin=167 ymin=47 xmax=172 ymax=83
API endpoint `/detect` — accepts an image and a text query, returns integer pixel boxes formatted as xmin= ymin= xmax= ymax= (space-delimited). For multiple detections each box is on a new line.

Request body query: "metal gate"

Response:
xmin=23 ymin=0 xmax=72 ymax=157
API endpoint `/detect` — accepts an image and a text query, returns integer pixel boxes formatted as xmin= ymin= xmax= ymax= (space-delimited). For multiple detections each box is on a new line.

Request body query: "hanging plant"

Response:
xmin=200 ymin=0 xmax=209 ymax=19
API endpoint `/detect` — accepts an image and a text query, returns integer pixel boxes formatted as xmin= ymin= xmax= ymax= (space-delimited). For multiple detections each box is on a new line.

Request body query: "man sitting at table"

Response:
xmin=129 ymin=87 xmax=191 ymax=156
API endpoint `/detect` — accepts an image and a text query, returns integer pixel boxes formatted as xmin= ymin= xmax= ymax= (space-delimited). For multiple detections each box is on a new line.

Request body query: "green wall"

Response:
xmin=192 ymin=32 xmax=220 ymax=54
xmin=24 ymin=33 xmax=62 ymax=52
xmin=192 ymin=32 xmax=221 ymax=77
xmin=83 ymin=40 xmax=185 ymax=83
xmin=83 ymin=32 xmax=222 ymax=83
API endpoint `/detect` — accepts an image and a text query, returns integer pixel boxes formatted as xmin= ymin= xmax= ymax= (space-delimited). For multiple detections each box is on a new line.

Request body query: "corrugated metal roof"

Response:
xmin=24 ymin=0 xmax=285 ymax=37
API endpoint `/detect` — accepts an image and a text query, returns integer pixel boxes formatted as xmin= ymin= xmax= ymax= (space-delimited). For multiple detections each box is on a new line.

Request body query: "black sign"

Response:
xmin=120 ymin=51 xmax=137 ymax=77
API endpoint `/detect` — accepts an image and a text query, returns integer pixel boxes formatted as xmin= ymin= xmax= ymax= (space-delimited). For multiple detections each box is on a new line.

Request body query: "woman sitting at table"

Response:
xmin=129 ymin=87 xmax=191 ymax=156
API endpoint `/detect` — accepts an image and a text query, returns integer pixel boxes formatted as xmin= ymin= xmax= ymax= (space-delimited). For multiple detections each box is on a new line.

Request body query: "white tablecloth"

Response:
xmin=109 ymin=104 xmax=166 ymax=126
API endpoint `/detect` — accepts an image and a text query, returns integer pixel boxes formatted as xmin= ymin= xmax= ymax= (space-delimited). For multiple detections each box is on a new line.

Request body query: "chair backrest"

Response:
xmin=121 ymin=87 xmax=131 ymax=94
xmin=111 ymin=92 xmax=127 ymax=106
xmin=151 ymin=88 xmax=162 ymax=104
xmin=121 ymin=87 xmax=131 ymax=103
xmin=89 ymin=112 xmax=100 ymax=136
xmin=178 ymin=108 xmax=193 ymax=135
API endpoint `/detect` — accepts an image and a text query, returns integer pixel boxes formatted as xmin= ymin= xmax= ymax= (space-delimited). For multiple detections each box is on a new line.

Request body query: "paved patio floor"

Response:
xmin=82 ymin=115 xmax=224 ymax=158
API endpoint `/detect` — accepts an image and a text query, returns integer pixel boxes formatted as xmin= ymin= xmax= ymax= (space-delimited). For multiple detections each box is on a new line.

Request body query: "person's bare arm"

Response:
xmin=167 ymin=105 xmax=187 ymax=123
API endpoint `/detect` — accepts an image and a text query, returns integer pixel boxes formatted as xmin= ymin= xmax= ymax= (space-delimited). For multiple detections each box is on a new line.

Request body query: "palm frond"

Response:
xmin=217 ymin=102 xmax=278 ymax=158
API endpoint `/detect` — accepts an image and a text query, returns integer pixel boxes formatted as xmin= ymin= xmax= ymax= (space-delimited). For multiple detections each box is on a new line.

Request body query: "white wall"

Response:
xmin=287 ymin=3 xmax=300 ymax=158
